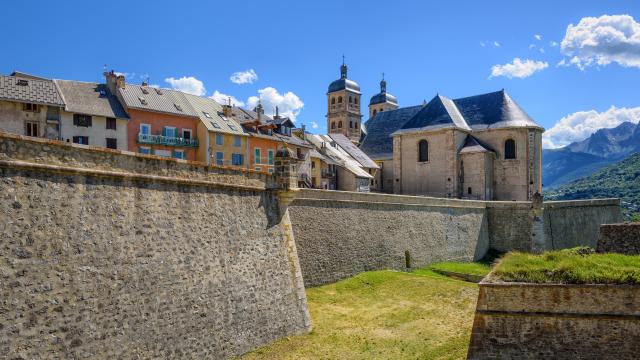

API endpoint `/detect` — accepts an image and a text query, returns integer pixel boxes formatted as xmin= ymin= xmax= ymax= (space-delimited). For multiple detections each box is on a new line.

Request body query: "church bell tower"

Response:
xmin=326 ymin=59 xmax=362 ymax=143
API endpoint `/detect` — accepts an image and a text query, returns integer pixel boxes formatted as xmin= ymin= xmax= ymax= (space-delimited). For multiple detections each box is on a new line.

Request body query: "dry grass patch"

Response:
xmin=242 ymin=270 xmax=477 ymax=360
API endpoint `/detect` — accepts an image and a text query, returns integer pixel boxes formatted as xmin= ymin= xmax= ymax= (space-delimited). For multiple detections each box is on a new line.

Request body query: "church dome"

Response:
xmin=327 ymin=62 xmax=361 ymax=94
xmin=369 ymin=77 xmax=397 ymax=105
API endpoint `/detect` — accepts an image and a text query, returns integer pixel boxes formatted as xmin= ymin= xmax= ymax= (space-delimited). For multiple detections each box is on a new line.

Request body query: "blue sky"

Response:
xmin=3 ymin=0 xmax=639 ymax=147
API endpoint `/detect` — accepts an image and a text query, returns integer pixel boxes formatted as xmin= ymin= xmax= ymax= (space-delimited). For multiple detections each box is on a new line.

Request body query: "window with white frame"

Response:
xmin=164 ymin=126 xmax=176 ymax=138
xmin=140 ymin=123 xmax=151 ymax=135
xmin=139 ymin=147 xmax=151 ymax=155
xmin=174 ymin=150 xmax=185 ymax=159
xmin=216 ymin=151 xmax=224 ymax=165
xmin=255 ymin=148 xmax=261 ymax=164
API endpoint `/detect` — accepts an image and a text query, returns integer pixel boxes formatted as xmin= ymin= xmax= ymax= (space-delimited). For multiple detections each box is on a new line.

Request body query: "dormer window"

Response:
xmin=174 ymin=104 xmax=183 ymax=112
xmin=138 ymin=97 xmax=148 ymax=105
xmin=141 ymin=87 xmax=149 ymax=94
xmin=154 ymin=88 xmax=163 ymax=95
xmin=203 ymin=111 xmax=212 ymax=118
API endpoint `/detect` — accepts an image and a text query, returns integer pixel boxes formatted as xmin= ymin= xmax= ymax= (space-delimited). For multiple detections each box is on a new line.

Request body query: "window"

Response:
xmin=23 ymin=103 xmax=39 ymax=112
xmin=203 ymin=111 xmax=211 ymax=118
xmin=138 ymin=97 xmax=148 ymax=105
xmin=228 ymin=124 xmax=238 ymax=131
xmin=233 ymin=136 xmax=241 ymax=147
xmin=418 ymin=139 xmax=429 ymax=162
xmin=255 ymin=167 xmax=262 ymax=171
xmin=174 ymin=104 xmax=183 ymax=112
xmin=349 ymin=121 xmax=353 ymax=128
xmin=311 ymin=161 xmax=316 ymax=169
xmin=46 ymin=106 xmax=60 ymax=121
xmin=255 ymin=148 xmax=261 ymax=164
xmin=174 ymin=150 xmax=185 ymax=159
xmin=106 ymin=138 xmax=117 ymax=149
xmin=25 ymin=122 xmax=39 ymax=137
xmin=232 ymin=153 xmax=244 ymax=166
xmin=106 ymin=117 xmax=117 ymax=130
xmin=163 ymin=126 xmax=176 ymax=138
xmin=268 ymin=168 xmax=274 ymax=174
xmin=354 ymin=97 xmax=358 ymax=104
xmin=505 ymin=139 xmax=516 ymax=159
xmin=16 ymin=79 xmax=29 ymax=86
xmin=296 ymin=148 xmax=302 ymax=160
xmin=154 ymin=88 xmax=163 ymax=95
xmin=268 ymin=149 xmax=274 ymax=165
xmin=338 ymin=121 xmax=342 ymax=128
xmin=141 ymin=87 xmax=149 ymax=94
xmin=211 ymin=121 xmax=221 ymax=129
xmin=182 ymin=129 xmax=192 ymax=140
xmin=338 ymin=96 xmax=342 ymax=103
xmin=73 ymin=114 xmax=92 ymax=127
xmin=331 ymin=122 xmax=336 ymax=130
xmin=216 ymin=152 xmax=224 ymax=165
xmin=140 ymin=123 xmax=150 ymax=135
xmin=73 ymin=136 xmax=89 ymax=145
xmin=216 ymin=133 xmax=224 ymax=146
xmin=468 ymin=187 xmax=472 ymax=195
xmin=331 ymin=97 xmax=336 ymax=105
xmin=349 ymin=96 xmax=353 ymax=103
xmin=373 ymin=110 xmax=377 ymax=116
xmin=139 ymin=147 xmax=151 ymax=155
xmin=355 ymin=122 xmax=359 ymax=129
xmin=154 ymin=149 xmax=171 ymax=158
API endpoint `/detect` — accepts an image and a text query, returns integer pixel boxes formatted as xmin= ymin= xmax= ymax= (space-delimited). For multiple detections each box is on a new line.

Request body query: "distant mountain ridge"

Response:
xmin=542 ymin=121 xmax=640 ymax=188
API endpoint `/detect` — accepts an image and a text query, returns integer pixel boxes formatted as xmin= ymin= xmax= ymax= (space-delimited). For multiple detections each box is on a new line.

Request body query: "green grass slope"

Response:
xmin=545 ymin=152 xmax=640 ymax=218
xmin=242 ymin=271 xmax=477 ymax=360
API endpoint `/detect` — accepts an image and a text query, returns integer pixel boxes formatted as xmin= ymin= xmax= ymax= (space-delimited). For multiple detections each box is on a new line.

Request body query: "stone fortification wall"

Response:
xmin=0 ymin=132 xmax=310 ymax=359
xmin=544 ymin=200 xmax=623 ymax=250
xmin=467 ymin=282 xmax=640 ymax=359
xmin=597 ymin=222 xmax=640 ymax=254
xmin=288 ymin=189 xmax=490 ymax=287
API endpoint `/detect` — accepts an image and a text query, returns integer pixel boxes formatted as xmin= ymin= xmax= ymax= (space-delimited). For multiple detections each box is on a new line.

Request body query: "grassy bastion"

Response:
xmin=467 ymin=248 xmax=640 ymax=360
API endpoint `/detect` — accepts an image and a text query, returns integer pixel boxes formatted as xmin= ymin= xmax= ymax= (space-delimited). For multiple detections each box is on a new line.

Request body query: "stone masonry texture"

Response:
xmin=0 ymin=132 xmax=310 ymax=359
xmin=597 ymin=222 xmax=640 ymax=254
xmin=467 ymin=283 xmax=640 ymax=359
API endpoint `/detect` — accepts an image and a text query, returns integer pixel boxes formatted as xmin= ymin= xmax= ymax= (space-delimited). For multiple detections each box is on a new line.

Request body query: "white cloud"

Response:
xmin=311 ymin=121 xmax=319 ymax=129
xmin=534 ymin=34 xmax=543 ymax=41
xmin=164 ymin=76 xmax=206 ymax=96
xmin=246 ymin=87 xmax=304 ymax=122
xmin=493 ymin=41 xmax=501 ymax=47
xmin=230 ymin=69 xmax=258 ymax=84
xmin=210 ymin=90 xmax=245 ymax=107
xmin=529 ymin=44 xmax=536 ymax=49
xmin=560 ymin=14 xmax=640 ymax=69
xmin=550 ymin=41 xmax=559 ymax=47
xmin=539 ymin=47 xmax=546 ymax=54
xmin=480 ymin=41 xmax=486 ymax=47
xmin=542 ymin=106 xmax=640 ymax=148
xmin=490 ymin=58 xmax=549 ymax=79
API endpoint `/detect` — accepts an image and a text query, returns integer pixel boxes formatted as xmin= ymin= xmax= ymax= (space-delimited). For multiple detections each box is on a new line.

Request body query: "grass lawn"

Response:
xmin=492 ymin=247 xmax=640 ymax=284
xmin=420 ymin=261 xmax=492 ymax=277
xmin=242 ymin=270 xmax=478 ymax=360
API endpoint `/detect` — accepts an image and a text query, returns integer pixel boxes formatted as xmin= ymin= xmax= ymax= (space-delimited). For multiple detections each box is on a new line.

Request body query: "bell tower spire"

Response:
xmin=340 ymin=55 xmax=347 ymax=79
xmin=326 ymin=57 xmax=362 ymax=143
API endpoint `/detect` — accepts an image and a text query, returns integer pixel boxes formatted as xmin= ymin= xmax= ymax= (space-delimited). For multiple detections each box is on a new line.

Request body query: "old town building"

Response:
xmin=326 ymin=61 xmax=363 ymax=144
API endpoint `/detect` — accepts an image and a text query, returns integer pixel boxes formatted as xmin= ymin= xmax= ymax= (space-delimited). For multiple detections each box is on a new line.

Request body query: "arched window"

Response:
xmin=338 ymin=96 xmax=342 ymax=103
xmin=349 ymin=96 xmax=353 ymax=103
xmin=504 ymin=139 xmax=516 ymax=159
xmin=331 ymin=122 xmax=336 ymax=130
xmin=354 ymin=97 xmax=358 ymax=104
xmin=349 ymin=121 xmax=353 ymax=128
xmin=373 ymin=110 xmax=377 ymax=116
xmin=338 ymin=121 xmax=342 ymax=128
xmin=355 ymin=122 xmax=359 ymax=129
xmin=331 ymin=97 xmax=335 ymax=105
xmin=418 ymin=140 xmax=429 ymax=162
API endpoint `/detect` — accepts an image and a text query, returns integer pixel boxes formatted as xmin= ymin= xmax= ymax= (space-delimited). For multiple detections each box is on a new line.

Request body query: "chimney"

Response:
xmin=222 ymin=97 xmax=233 ymax=117
xmin=116 ymin=74 xmax=125 ymax=89
xmin=104 ymin=70 xmax=118 ymax=94
xmin=274 ymin=106 xmax=280 ymax=119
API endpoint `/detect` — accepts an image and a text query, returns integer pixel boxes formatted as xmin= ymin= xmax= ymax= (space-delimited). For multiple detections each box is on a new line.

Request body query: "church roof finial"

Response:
xmin=340 ymin=55 xmax=347 ymax=79
xmin=380 ymin=72 xmax=387 ymax=93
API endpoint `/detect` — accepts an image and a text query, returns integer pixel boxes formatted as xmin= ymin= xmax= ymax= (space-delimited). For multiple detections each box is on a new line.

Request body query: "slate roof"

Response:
xmin=453 ymin=90 xmax=541 ymax=130
xmin=360 ymin=105 xmax=422 ymax=160
xmin=459 ymin=135 xmax=495 ymax=154
xmin=227 ymin=106 xmax=312 ymax=147
xmin=118 ymin=84 xmax=198 ymax=117
xmin=328 ymin=78 xmax=361 ymax=94
xmin=398 ymin=95 xmax=470 ymax=133
xmin=54 ymin=80 xmax=128 ymax=119
xmin=307 ymin=134 xmax=373 ymax=179
xmin=0 ymin=75 xmax=64 ymax=106
xmin=329 ymin=133 xmax=379 ymax=169
xmin=182 ymin=93 xmax=246 ymax=136
xmin=370 ymin=92 xmax=397 ymax=106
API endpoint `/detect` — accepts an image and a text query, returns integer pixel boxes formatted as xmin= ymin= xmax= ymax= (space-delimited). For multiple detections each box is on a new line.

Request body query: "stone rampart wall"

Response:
xmin=597 ymin=222 xmax=640 ymax=254
xmin=289 ymin=189 xmax=490 ymax=287
xmin=467 ymin=282 xmax=640 ymax=359
xmin=0 ymin=132 xmax=310 ymax=359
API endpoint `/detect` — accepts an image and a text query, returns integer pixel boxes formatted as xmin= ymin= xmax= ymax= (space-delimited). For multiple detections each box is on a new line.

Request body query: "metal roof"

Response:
xmin=182 ymin=93 xmax=246 ymax=136
xmin=397 ymin=95 xmax=471 ymax=134
xmin=328 ymin=78 xmax=361 ymax=94
xmin=360 ymin=105 xmax=423 ymax=160
xmin=118 ymin=84 xmax=198 ymax=117
xmin=54 ymin=80 xmax=128 ymax=119
xmin=0 ymin=75 xmax=64 ymax=106
xmin=453 ymin=90 xmax=542 ymax=130
xmin=328 ymin=133 xmax=379 ymax=169
xmin=459 ymin=135 xmax=495 ymax=154
xmin=307 ymin=134 xmax=373 ymax=179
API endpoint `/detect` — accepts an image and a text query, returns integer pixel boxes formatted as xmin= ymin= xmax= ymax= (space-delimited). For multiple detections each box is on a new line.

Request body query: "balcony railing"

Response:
xmin=321 ymin=170 xmax=336 ymax=178
xmin=137 ymin=133 xmax=198 ymax=147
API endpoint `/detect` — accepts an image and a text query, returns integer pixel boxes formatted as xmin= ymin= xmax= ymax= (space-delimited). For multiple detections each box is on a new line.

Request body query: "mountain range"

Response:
xmin=542 ymin=121 xmax=640 ymax=188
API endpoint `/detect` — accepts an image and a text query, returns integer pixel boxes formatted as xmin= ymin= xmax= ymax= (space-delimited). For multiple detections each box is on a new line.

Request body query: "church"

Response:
xmin=327 ymin=62 xmax=544 ymax=201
